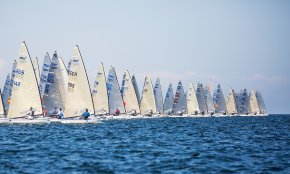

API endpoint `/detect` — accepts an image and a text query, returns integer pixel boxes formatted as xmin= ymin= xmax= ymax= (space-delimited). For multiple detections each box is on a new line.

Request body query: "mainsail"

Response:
xmin=92 ymin=63 xmax=109 ymax=115
xmin=140 ymin=75 xmax=157 ymax=114
xmin=0 ymin=89 xmax=4 ymax=116
xmin=237 ymin=89 xmax=250 ymax=114
xmin=121 ymin=70 xmax=140 ymax=114
xmin=8 ymin=42 xmax=43 ymax=118
xmin=195 ymin=83 xmax=207 ymax=113
xmin=172 ymin=81 xmax=186 ymax=115
xmin=256 ymin=90 xmax=267 ymax=114
xmin=131 ymin=74 xmax=141 ymax=104
xmin=2 ymin=74 xmax=11 ymax=112
xmin=64 ymin=46 xmax=94 ymax=117
xmin=43 ymin=51 xmax=67 ymax=112
xmin=39 ymin=53 xmax=51 ymax=97
xmin=153 ymin=78 xmax=163 ymax=114
xmin=32 ymin=57 xmax=40 ymax=83
xmin=163 ymin=83 xmax=174 ymax=114
xmin=186 ymin=82 xmax=200 ymax=115
xmin=107 ymin=66 xmax=126 ymax=114
xmin=213 ymin=84 xmax=226 ymax=114
xmin=249 ymin=90 xmax=260 ymax=114
xmin=226 ymin=88 xmax=238 ymax=115
xmin=203 ymin=85 xmax=215 ymax=114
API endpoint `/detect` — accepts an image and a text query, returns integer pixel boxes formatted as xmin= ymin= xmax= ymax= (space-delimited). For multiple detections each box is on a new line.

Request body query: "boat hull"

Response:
xmin=60 ymin=119 xmax=100 ymax=124
xmin=10 ymin=118 xmax=50 ymax=124
xmin=0 ymin=118 xmax=10 ymax=123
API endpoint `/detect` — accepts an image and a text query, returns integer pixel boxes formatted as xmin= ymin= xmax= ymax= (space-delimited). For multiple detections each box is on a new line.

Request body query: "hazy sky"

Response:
xmin=0 ymin=0 xmax=289 ymax=113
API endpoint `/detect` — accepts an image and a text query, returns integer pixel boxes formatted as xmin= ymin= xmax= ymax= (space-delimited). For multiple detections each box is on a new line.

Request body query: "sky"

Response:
xmin=0 ymin=0 xmax=289 ymax=114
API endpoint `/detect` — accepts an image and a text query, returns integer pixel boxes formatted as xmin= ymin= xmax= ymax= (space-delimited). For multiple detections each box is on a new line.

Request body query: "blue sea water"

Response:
xmin=0 ymin=115 xmax=289 ymax=173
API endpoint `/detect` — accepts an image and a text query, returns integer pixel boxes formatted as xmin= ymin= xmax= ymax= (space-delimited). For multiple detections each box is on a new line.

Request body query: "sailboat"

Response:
xmin=0 ymin=89 xmax=9 ymax=123
xmin=195 ymin=83 xmax=207 ymax=115
xmin=212 ymin=84 xmax=227 ymax=116
xmin=132 ymin=74 xmax=141 ymax=105
xmin=186 ymin=82 xmax=200 ymax=116
xmin=140 ymin=75 xmax=157 ymax=116
xmin=121 ymin=70 xmax=141 ymax=116
xmin=153 ymin=78 xmax=163 ymax=114
xmin=249 ymin=90 xmax=268 ymax=116
xmin=203 ymin=85 xmax=215 ymax=116
xmin=172 ymin=81 xmax=187 ymax=116
xmin=92 ymin=63 xmax=109 ymax=116
xmin=237 ymin=89 xmax=250 ymax=116
xmin=256 ymin=90 xmax=267 ymax=116
xmin=163 ymin=83 xmax=174 ymax=115
xmin=32 ymin=57 xmax=40 ymax=83
xmin=62 ymin=45 xmax=96 ymax=123
xmin=2 ymin=74 xmax=11 ymax=114
xmin=226 ymin=88 xmax=238 ymax=116
xmin=42 ymin=51 xmax=67 ymax=118
xmin=107 ymin=66 xmax=126 ymax=118
xmin=7 ymin=42 xmax=48 ymax=123
xmin=39 ymin=53 xmax=51 ymax=98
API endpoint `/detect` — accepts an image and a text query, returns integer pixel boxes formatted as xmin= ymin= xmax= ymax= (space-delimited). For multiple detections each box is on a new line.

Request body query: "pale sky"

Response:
xmin=0 ymin=0 xmax=289 ymax=114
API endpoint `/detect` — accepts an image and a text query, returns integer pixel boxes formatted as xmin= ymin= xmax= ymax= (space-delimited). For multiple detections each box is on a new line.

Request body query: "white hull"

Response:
xmin=0 ymin=118 xmax=10 ymax=123
xmin=10 ymin=118 xmax=50 ymax=124
xmin=61 ymin=119 xmax=100 ymax=124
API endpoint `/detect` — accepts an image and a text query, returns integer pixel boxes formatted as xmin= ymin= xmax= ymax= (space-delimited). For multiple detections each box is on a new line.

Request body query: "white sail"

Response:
xmin=92 ymin=63 xmax=109 ymax=115
xmin=121 ymin=70 xmax=140 ymax=114
xmin=256 ymin=90 xmax=267 ymax=114
xmin=8 ymin=42 xmax=43 ymax=118
xmin=57 ymin=57 xmax=69 ymax=107
xmin=249 ymin=90 xmax=260 ymax=114
xmin=213 ymin=84 xmax=226 ymax=114
xmin=140 ymin=75 xmax=157 ymax=114
xmin=2 ymin=74 xmax=11 ymax=112
xmin=107 ymin=66 xmax=126 ymax=114
xmin=203 ymin=85 xmax=215 ymax=114
xmin=195 ymin=83 xmax=207 ymax=113
xmin=43 ymin=51 xmax=66 ymax=112
xmin=39 ymin=53 xmax=51 ymax=98
xmin=163 ymin=83 xmax=174 ymax=114
xmin=226 ymin=88 xmax=238 ymax=115
xmin=32 ymin=57 xmax=40 ymax=83
xmin=64 ymin=46 xmax=94 ymax=117
xmin=131 ymin=74 xmax=141 ymax=104
xmin=0 ymin=89 xmax=4 ymax=116
xmin=186 ymin=82 xmax=200 ymax=115
xmin=172 ymin=81 xmax=186 ymax=115
xmin=153 ymin=78 xmax=163 ymax=114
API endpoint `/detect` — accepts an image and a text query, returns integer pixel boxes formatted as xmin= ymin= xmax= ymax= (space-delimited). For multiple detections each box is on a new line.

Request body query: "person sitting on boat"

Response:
xmin=148 ymin=110 xmax=153 ymax=116
xmin=26 ymin=107 xmax=35 ymax=119
xmin=114 ymin=108 xmax=120 ymax=116
xmin=43 ymin=106 xmax=48 ymax=117
xmin=50 ymin=107 xmax=59 ymax=117
xmin=82 ymin=108 xmax=91 ymax=120
xmin=131 ymin=109 xmax=137 ymax=116
xmin=57 ymin=108 xmax=64 ymax=119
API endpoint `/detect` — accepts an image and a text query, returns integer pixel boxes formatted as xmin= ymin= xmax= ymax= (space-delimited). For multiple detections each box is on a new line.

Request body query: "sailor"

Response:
xmin=26 ymin=107 xmax=35 ymax=119
xmin=57 ymin=108 xmax=64 ymax=119
xmin=50 ymin=107 xmax=59 ymax=117
xmin=149 ymin=110 xmax=153 ymax=116
xmin=82 ymin=108 xmax=91 ymax=120
xmin=43 ymin=106 xmax=48 ymax=116
xmin=115 ymin=108 xmax=120 ymax=116
xmin=131 ymin=109 xmax=137 ymax=116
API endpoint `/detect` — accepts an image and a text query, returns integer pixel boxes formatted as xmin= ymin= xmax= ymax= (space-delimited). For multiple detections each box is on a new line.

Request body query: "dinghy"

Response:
xmin=256 ymin=90 xmax=268 ymax=116
xmin=163 ymin=83 xmax=174 ymax=115
xmin=153 ymin=78 xmax=163 ymax=114
xmin=39 ymin=53 xmax=51 ymax=98
xmin=186 ymin=82 xmax=201 ymax=117
xmin=172 ymin=81 xmax=187 ymax=116
xmin=0 ymin=89 xmax=9 ymax=123
xmin=212 ymin=84 xmax=227 ymax=116
xmin=203 ymin=85 xmax=215 ymax=116
xmin=226 ymin=88 xmax=239 ymax=116
xmin=107 ymin=66 xmax=126 ymax=118
xmin=132 ymin=74 xmax=141 ymax=105
xmin=2 ymin=74 xmax=11 ymax=113
xmin=7 ymin=42 xmax=48 ymax=124
xmin=237 ymin=89 xmax=250 ymax=116
xmin=63 ymin=46 xmax=95 ymax=123
xmin=42 ymin=51 xmax=67 ymax=117
xmin=249 ymin=90 xmax=268 ymax=116
xmin=121 ymin=70 xmax=141 ymax=116
xmin=92 ymin=63 xmax=109 ymax=116
xmin=140 ymin=75 xmax=158 ymax=117
xmin=195 ymin=83 xmax=207 ymax=116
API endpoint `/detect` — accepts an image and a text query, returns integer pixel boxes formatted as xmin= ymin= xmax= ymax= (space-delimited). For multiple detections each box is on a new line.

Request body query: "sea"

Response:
xmin=0 ymin=115 xmax=289 ymax=173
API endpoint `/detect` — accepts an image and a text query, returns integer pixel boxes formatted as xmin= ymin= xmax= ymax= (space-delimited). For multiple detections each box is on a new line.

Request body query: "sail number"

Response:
xmin=15 ymin=69 xmax=25 ymax=75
